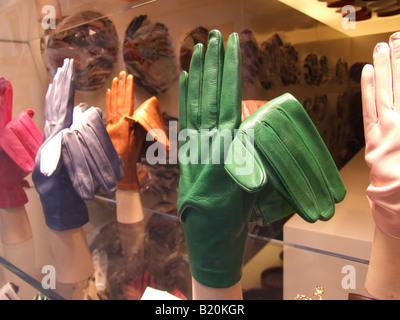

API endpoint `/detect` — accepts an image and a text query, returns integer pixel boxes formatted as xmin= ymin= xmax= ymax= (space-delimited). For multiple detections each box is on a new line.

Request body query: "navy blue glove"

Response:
xmin=33 ymin=58 xmax=89 ymax=231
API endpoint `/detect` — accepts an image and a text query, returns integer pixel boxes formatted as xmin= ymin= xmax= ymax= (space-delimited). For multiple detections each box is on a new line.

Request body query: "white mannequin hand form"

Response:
xmin=362 ymin=32 xmax=400 ymax=299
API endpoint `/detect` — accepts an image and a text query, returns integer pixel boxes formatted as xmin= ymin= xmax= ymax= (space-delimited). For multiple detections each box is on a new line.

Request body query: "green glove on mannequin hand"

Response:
xmin=225 ymin=93 xmax=346 ymax=224
xmin=177 ymin=30 xmax=257 ymax=289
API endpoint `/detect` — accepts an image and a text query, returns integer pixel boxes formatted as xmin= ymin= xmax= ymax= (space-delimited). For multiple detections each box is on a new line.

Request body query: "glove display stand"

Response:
xmin=0 ymin=207 xmax=32 ymax=245
xmin=365 ymin=226 xmax=400 ymax=299
xmin=116 ymin=189 xmax=144 ymax=224
xmin=47 ymin=227 xmax=94 ymax=284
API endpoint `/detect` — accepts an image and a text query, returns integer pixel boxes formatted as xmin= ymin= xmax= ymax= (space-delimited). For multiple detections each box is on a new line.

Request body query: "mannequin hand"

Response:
xmin=226 ymin=94 xmax=345 ymax=224
xmin=177 ymin=30 xmax=257 ymax=288
xmin=362 ymin=32 xmax=400 ymax=238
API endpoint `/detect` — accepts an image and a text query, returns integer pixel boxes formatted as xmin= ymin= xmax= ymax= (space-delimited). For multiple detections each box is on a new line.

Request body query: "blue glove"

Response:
xmin=61 ymin=104 xmax=124 ymax=200
xmin=33 ymin=58 xmax=89 ymax=231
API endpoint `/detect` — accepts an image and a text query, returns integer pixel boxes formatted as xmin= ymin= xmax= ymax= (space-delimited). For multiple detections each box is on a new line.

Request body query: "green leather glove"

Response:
xmin=225 ymin=93 xmax=346 ymax=224
xmin=177 ymin=30 xmax=257 ymax=288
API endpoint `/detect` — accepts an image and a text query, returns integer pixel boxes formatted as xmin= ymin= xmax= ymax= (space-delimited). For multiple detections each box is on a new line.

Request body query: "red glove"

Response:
xmin=0 ymin=106 xmax=42 ymax=208
xmin=0 ymin=110 xmax=42 ymax=174
xmin=0 ymin=78 xmax=12 ymax=131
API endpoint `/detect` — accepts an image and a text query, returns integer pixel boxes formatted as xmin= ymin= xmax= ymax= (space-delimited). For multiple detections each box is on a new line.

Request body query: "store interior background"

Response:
xmin=0 ymin=0 xmax=399 ymax=300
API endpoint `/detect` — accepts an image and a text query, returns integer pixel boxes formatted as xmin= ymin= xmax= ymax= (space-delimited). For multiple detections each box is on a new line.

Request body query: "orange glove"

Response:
xmin=106 ymin=71 xmax=169 ymax=190
xmin=241 ymin=100 xmax=267 ymax=121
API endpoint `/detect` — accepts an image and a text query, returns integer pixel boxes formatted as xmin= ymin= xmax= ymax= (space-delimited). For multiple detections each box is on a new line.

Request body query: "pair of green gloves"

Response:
xmin=177 ymin=30 xmax=346 ymax=289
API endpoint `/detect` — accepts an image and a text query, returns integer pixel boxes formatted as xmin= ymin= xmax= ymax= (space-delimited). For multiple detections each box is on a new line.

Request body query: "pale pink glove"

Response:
xmin=362 ymin=32 xmax=400 ymax=238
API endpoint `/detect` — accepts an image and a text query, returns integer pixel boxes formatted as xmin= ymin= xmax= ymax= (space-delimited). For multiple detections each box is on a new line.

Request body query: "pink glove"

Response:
xmin=0 ymin=108 xmax=43 ymax=208
xmin=0 ymin=78 xmax=12 ymax=131
xmin=0 ymin=110 xmax=42 ymax=174
xmin=362 ymin=32 xmax=400 ymax=238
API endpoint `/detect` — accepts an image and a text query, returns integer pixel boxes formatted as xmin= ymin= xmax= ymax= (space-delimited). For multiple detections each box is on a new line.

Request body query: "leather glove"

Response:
xmin=32 ymin=58 xmax=89 ymax=231
xmin=0 ymin=78 xmax=42 ymax=208
xmin=0 ymin=110 xmax=42 ymax=208
xmin=225 ymin=94 xmax=346 ymax=224
xmin=362 ymin=34 xmax=400 ymax=238
xmin=177 ymin=30 xmax=257 ymax=288
xmin=0 ymin=77 xmax=12 ymax=131
xmin=106 ymin=71 xmax=169 ymax=190
xmin=61 ymin=104 xmax=124 ymax=200
xmin=241 ymin=100 xmax=265 ymax=122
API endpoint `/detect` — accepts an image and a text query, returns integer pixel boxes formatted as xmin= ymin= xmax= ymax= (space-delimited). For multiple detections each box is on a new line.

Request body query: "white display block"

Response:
xmin=283 ymin=148 xmax=375 ymax=300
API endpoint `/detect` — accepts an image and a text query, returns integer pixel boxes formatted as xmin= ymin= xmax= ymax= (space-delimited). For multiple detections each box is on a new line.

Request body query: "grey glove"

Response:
xmin=61 ymin=104 xmax=124 ymax=200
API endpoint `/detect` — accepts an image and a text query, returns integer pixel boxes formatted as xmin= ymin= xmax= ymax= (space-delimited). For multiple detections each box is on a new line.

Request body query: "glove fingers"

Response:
xmin=186 ymin=43 xmax=205 ymax=130
xmin=117 ymin=71 xmax=127 ymax=120
xmin=259 ymin=109 xmax=335 ymax=220
xmin=390 ymin=33 xmax=400 ymax=110
xmin=219 ymin=32 xmax=242 ymax=131
xmin=132 ymin=97 xmax=170 ymax=149
xmin=124 ymin=73 xmax=134 ymax=116
xmin=12 ymin=111 xmax=42 ymax=165
xmin=45 ymin=59 xmax=75 ymax=141
xmin=361 ymin=64 xmax=377 ymax=133
xmin=255 ymin=123 xmax=322 ymax=222
xmin=242 ymin=100 xmax=266 ymax=122
xmin=274 ymin=93 xmax=346 ymax=203
xmin=40 ymin=131 xmax=62 ymax=177
xmin=255 ymin=184 xmax=295 ymax=225
xmin=224 ymin=128 xmax=267 ymax=192
xmin=107 ymin=76 xmax=118 ymax=124
xmin=62 ymin=130 xmax=94 ymax=200
xmin=201 ymin=29 xmax=224 ymax=130
xmin=51 ymin=64 xmax=65 ymax=129
xmin=0 ymin=78 xmax=12 ymax=130
xmin=179 ymin=71 xmax=189 ymax=133
xmin=57 ymin=59 xmax=75 ymax=133
xmin=0 ymin=111 xmax=42 ymax=173
xmin=106 ymin=89 xmax=112 ymax=125
xmin=81 ymin=129 xmax=118 ymax=195
xmin=43 ymin=83 xmax=55 ymax=140
xmin=373 ymin=43 xmax=393 ymax=113
xmin=84 ymin=107 xmax=124 ymax=187
xmin=1 ymin=128 xmax=34 ymax=175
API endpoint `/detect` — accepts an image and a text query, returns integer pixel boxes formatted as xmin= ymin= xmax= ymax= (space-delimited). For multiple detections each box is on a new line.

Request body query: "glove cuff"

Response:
xmin=0 ymin=187 xmax=28 ymax=208
xmin=370 ymin=201 xmax=400 ymax=239
xmin=117 ymin=176 xmax=140 ymax=190
xmin=183 ymin=207 xmax=248 ymax=288
xmin=41 ymin=194 xmax=89 ymax=231
xmin=367 ymin=183 xmax=400 ymax=238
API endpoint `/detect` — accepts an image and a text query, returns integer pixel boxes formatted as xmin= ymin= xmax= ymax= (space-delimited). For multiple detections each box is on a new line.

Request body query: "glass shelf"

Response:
xmin=0 ymin=182 xmax=370 ymax=300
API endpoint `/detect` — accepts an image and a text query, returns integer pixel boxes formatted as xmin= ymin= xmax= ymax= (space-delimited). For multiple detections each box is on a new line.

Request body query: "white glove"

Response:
xmin=362 ymin=32 xmax=400 ymax=238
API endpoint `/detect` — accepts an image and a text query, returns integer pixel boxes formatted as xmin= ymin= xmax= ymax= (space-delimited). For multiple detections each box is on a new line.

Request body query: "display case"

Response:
xmin=0 ymin=0 xmax=399 ymax=300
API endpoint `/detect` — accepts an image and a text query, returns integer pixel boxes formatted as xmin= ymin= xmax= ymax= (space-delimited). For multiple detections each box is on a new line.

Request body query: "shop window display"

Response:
xmin=0 ymin=0 xmax=399 ymax=301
